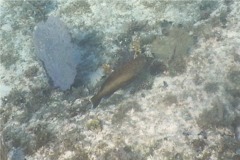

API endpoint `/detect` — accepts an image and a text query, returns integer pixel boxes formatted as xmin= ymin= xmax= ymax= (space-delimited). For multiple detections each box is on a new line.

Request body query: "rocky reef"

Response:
xmin=0 ymin=0 xmax=240 ymax=159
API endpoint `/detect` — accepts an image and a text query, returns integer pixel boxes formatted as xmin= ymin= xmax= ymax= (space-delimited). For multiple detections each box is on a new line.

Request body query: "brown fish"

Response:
xmin=91 ymin=56 xmax=149 ymax=108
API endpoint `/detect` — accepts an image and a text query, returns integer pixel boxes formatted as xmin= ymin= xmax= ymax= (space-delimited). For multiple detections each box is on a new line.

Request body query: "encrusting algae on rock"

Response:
xmin=91 ymin=55 xmax=149 ymax=108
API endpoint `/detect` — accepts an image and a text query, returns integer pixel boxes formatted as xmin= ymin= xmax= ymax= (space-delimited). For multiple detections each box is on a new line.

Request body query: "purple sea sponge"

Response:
xmin=33 ymin=16 xmax=82 ymax=90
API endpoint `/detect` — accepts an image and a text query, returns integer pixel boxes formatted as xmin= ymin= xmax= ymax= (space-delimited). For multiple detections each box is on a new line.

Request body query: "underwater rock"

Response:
xmin=0 ymin=137 xmax=8 ymax=160
xmin=33 ymin=16 xmax=82 ymax=90
xmin=235 ymin=125 xmax=240 ymax=141
xmin=149 ymin=60 xmax=167 ymax=76
xmin=8 ymin=148 xmax=25 ymax=160
xmin=233 ymin=118 xmax=240 ymax=141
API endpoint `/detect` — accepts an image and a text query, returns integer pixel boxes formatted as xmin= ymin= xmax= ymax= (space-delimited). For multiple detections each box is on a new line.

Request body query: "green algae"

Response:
xmin=1 ymin=89 xmax=26 ymax=107
xmin=228 ymin=70 xmax=240 ymax=86
xmin=197 ymin=97 xmax=235 ymax=129
xmin=163 ymin=93 xmax=178 ymax=106
xmin=86 ymin=118 xmax=102 ymax=131
xmin=0 ymin=52 xmax=19 ymax=69
xmin=204 ymin=82 xmax=219 ymax=94
xmin=5 ymin=0 xmax=55 ymax=22
xmin=24 ymin=65 xmax=39 ymax=78
xmin=30 ymin=122 xmax=55 ymax=152
xmin=60 ymin=0 xmax=91 ymax=16
xmin=199 ymin=1 xmax=219 ymax=20
xmin=111 ymin=101 xmax=141 ymax=126
xmin=151 ymin=26 xmax=194 ymax=76
xmin=102 ymin=146 xmax=143 ymax=160
xmin=0 ymin=137 xmax=8 ymax=160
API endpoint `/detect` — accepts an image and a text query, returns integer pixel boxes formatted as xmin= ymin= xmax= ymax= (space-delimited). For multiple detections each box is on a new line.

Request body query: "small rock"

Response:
xmin=8 ymin=148 xmax=25 ymax=160
xmin=235 ymin=125 xmax=240 ymax=141
xmin=1 ymin=24 xmax=12 ymax=32
xmin=236 ymin=148 xmax=240 ymax=155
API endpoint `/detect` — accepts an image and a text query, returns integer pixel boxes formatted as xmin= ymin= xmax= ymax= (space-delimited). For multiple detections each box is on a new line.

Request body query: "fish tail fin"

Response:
xmin=90 ymin=95 xmax=101 ymax=108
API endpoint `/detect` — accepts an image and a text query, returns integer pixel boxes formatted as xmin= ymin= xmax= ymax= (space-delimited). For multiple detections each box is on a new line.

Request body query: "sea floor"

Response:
xmin=0 ymin=0 xmax=240 ymax=160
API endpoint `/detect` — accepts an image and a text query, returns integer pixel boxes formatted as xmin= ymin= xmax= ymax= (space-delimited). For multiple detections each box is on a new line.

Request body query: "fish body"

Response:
xmin=91 ymin=56 xmax=148 ymax=107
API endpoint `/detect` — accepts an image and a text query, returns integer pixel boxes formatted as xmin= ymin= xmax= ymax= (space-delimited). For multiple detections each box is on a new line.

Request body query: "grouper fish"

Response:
xmin=91 ymin=55 xmax=149 ymax=108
